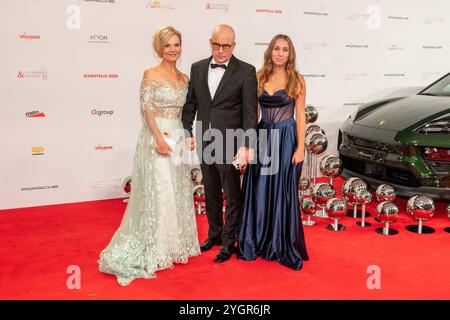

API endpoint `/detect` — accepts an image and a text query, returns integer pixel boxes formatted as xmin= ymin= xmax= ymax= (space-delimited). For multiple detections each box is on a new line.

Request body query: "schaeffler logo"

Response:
xmin=21 ymin=185 xmax=59 ymax=192
xmin=88 ymin=34 xmax=110 ymax=44
xmin=91 ymin=109 xmax=114 ymax=116
xmin=256 ymin=8 xmax=283 ymax=14
xmin=95 ymin=145 xmax=113 ymax=151
xmin=255 ymin=42 xmax=269 ymax=46
xmin=31 ymin=146 xmax=45 ymax=156
xmin=17 ymin=70 xmax=47 ymax=80
xmin=26 ymin=110 xmax=46 ymax=118
xmin=147 ymin=0 xmax=175 ymax=9
xmin=384 ymin=73 xmax=405 ymax=77
xmin=19 ymin=32 xmax=40 ymax=40
xmin=83 ymin=73 xmax=118 ymax=78
xmin=206 ymin=2 xmax=230 ymax=13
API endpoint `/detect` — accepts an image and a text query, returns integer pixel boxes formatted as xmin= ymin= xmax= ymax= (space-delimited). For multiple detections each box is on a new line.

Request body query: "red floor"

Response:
xmin=1 ymin=178 xmax=449 ymax=300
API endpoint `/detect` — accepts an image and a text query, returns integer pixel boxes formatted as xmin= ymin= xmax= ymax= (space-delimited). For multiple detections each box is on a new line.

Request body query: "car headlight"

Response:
xmin=418 ymin=120 xmax=450 ymax=134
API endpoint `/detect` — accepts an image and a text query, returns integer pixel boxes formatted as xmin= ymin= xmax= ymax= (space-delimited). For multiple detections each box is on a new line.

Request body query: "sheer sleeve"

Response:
xmin=140 ymin=79 xmax=163 ymax=141
xmin=140 ymin=80 xmax=156 ymax=115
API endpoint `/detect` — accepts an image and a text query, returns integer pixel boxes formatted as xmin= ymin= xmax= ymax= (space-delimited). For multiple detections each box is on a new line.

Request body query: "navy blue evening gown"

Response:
xmin=237 ymin=90 xmax=309 ymax=270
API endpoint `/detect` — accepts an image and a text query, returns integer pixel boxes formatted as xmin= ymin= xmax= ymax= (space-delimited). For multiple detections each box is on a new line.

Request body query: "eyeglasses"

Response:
xmin=211 ymin=42 xmax=234 ymax=52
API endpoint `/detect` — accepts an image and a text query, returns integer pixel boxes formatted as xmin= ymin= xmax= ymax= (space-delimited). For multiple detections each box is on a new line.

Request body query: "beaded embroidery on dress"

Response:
xmin=98 ymin=79 xmax=200 ymax=286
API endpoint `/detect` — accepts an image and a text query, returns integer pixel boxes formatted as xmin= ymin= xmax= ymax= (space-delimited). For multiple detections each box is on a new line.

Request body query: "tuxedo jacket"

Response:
xmin=181 ymin=55 xmax=258 ymax=157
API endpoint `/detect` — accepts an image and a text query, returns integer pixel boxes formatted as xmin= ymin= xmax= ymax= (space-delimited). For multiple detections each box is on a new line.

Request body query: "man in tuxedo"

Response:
xmin=182 ymin=24 xmax=257 ymax=263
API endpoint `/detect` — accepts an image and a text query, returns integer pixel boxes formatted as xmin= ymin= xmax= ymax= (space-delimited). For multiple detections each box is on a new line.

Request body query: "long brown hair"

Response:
xmin=257 ymin=34 xmax=303 ymax=99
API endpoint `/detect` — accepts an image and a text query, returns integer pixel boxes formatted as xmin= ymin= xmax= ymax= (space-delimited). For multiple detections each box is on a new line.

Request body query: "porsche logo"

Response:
xmin=357 ymin=149 xmax=383 ymax=162
xmin=358 ymin=150 xmax=373 ymax=159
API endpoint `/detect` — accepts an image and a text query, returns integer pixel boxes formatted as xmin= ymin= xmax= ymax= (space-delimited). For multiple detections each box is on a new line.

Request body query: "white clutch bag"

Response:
xmin=164 ymin=136 xmax=177 ymax=150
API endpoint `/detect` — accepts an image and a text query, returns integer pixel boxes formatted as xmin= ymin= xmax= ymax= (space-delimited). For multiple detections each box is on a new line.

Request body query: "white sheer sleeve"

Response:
xmin=140 ymin=79 xmax=163 ymax=141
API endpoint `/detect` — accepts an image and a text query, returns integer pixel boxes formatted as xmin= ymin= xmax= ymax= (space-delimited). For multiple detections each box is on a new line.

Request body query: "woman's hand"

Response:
xmin=291 ymin=149 xmax=304 ymax=165
xmin=155 ymin=133 xmax=172 ymax=156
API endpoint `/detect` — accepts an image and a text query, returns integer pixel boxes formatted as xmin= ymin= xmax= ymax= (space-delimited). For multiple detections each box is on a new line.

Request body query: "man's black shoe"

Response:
xmin=200 ymin=237 xmax=221 ymax=252
xmin=214 ymin=245 xmax=235 ymax=263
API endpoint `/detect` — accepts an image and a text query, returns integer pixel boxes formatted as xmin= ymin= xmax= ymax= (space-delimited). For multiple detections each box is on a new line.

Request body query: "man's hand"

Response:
xmin=185 ymin=137 xmax=197 ymax=151
xmin=234 ymin=147 xmax=254 ymax=170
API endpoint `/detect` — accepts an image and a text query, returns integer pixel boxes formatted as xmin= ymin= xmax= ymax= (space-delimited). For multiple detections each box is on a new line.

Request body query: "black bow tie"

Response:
xmin=211 ymin=63 xmax=227 ymax=70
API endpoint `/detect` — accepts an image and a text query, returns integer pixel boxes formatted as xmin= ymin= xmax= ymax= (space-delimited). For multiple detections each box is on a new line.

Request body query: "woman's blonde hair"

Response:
xmin=257 ymin=34 xmax=303 ymax=99
xmin=152 ymin=26 xmax=182 ymax=58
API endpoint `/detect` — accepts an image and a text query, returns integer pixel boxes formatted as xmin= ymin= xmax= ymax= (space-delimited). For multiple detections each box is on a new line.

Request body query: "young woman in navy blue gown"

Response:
xmin=237 ymin=34 xmax=309 ymax=270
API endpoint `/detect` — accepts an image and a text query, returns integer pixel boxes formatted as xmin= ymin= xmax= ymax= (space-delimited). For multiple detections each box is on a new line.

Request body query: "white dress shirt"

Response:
xmin=208 ymin=58 xmax=229 ymax=99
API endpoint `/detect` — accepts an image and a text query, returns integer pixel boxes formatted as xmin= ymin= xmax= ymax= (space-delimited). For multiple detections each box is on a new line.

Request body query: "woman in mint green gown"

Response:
xmin=98 ymin=26 xmax=200 ymax=286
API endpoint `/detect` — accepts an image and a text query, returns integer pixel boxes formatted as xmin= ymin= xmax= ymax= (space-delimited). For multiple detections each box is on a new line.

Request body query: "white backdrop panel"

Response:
xmin=1 ymin=0 xmax=449 ymax=209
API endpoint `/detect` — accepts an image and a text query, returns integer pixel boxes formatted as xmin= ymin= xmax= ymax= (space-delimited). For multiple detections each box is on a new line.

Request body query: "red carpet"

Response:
xmin=1 ymin=178 xmax=449 ymax=300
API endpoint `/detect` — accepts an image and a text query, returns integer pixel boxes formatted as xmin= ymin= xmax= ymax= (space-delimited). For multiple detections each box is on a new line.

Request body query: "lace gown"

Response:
xmin=98 ymin=79 xmax=201 ymax=286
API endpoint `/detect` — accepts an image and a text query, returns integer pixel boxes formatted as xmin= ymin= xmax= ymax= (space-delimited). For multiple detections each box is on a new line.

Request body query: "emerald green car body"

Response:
xmin=339 ymin=73 xmax=450 ymax=200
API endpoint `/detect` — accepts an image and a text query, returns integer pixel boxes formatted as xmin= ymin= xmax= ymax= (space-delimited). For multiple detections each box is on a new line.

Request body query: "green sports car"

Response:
xmin=338 ymin=72 xmax=450 ymax=200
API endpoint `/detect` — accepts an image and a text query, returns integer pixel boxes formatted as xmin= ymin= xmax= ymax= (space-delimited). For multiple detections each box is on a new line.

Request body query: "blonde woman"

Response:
xmin=237 ymin=34 xmax=309 ymax=270
xmin=98 ymin=26 xmax=200 ymax=286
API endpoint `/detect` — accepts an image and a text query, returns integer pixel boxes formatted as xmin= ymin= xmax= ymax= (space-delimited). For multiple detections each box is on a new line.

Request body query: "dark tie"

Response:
xmin=211 ymin=63 xmax=227 ymax=70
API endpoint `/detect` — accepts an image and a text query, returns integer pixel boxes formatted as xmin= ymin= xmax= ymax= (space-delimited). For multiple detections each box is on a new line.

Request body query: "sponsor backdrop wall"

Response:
xmin=1 ymin=0 xmax=450 ymax=210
